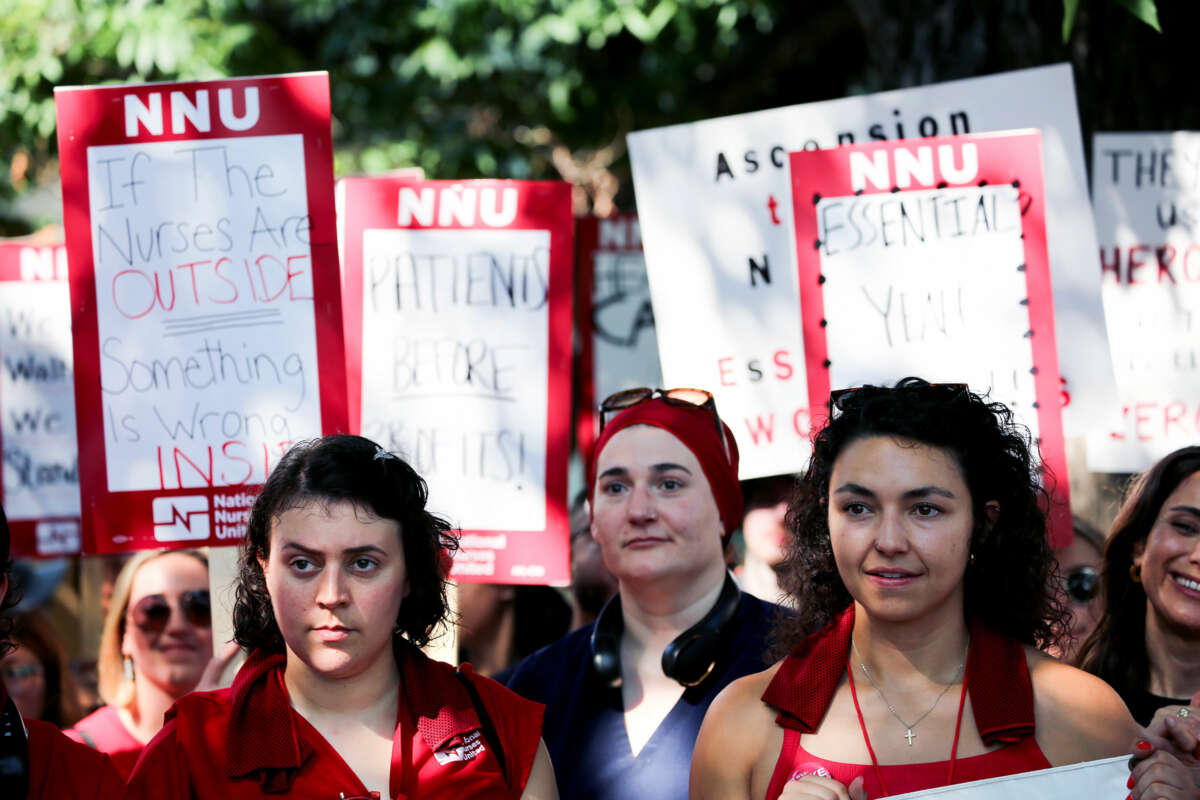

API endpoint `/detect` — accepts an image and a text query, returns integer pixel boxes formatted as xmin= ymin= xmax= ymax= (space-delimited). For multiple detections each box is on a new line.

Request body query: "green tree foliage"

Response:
xmin=0 ymin=0 xmax=1195 ymax=233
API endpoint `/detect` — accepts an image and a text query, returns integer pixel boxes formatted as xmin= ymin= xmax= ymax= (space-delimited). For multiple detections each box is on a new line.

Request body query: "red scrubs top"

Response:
xmin=1 ymin=680 xmax=123 ymax=799
xmin=65 ymin=703 xmax=144 ymax=778
xmin=125 ymin=642 xmax=544 ymax=799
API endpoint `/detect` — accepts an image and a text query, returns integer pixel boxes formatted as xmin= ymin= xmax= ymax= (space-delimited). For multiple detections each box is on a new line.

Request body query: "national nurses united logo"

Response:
xmin=151 ymin=495 xmax=210 ymax=542
xmin=433 ymin=730 xmax=486 ymax=766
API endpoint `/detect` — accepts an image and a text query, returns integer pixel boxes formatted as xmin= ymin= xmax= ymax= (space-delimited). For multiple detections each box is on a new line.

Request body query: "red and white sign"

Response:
xmin=0 ymin=243 xmax=81 ymax=558
xmin=1087 ymin=132 xmax=1200 ymax=472
xmin=574 ymin=214 xmax=662 ymax=455
xmin=55 ymin=72 xmax=347 ymax=553
xmin=340 ymin=178 xmax=573 ymax=585
xmin=789 ymin=131 xmax=1072 ymax=545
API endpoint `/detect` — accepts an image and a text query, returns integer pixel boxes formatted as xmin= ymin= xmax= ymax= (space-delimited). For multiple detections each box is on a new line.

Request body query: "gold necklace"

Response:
xmin=850 ymin=637 xmax=969 ymax=746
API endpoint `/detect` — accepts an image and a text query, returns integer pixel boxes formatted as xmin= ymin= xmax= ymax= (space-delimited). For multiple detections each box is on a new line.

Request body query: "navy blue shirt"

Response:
xmin=505 ymin=591 xmax=780 ymax=800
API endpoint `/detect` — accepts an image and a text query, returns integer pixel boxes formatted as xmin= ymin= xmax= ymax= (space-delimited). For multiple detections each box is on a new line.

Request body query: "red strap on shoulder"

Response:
xmin=761 ymin=605 xmax=854 ymax=732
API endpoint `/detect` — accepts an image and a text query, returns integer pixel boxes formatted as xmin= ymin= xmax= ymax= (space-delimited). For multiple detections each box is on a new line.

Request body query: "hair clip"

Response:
xmin=373 ymin=446 xmax=398 ymax=463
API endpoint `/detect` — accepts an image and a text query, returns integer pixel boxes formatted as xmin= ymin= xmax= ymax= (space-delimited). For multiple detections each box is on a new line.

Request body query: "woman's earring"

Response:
xmin=1129 ymin=562 xmax=1142 ymax=583
xmin=123 ymin=656 xmax=135 ymax=682
xmin=968 ymin=552 xmax=976 ymax=566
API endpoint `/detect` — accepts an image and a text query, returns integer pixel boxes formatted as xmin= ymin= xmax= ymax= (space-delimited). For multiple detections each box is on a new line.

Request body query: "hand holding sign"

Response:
xmin=781 ymin=774 xmax=867 ymax=800
xmin=1131 ymin=691 xmax=1200 ymax=795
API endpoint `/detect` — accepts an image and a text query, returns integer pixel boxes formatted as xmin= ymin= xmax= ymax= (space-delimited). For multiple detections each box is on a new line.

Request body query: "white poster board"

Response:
xmin=888 ymin=756 xmax=1126 ymax=799
xmin=1086 ymin=132 xmax=1200 ymax=472
xmin=576 ymin=214 xmax=662 ymax=454
xmin=0 ymin=244 xmax=81 ymax=557
xmin=628 ymin=64 xmax=1112 ymax=478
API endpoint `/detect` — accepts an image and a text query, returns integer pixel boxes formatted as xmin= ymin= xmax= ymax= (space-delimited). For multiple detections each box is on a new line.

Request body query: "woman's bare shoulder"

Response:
xmin=1024 ymin=646 xmax=1136 ymax=764
xmin=691 ymin=662 xmax=784 ymax=800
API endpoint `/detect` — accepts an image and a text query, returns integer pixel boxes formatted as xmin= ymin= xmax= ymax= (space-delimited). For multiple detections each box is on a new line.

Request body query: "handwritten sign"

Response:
xmin=340 ymin=178 xmax=573 ymax=585
xmin=789 ymin=132 xmax=1072 ymax=545
xmin=55 ymin=73 xmax=347 ymax=553
xmin=575 ymin=214 xmax=662 ymax=454
xmin=0 ymin=243 xmax=81 ymax=557
xmin=1086 ymin=132 xmax=1200 ymax=472
xmin=889 ymin=756 xmax=1126 ymax=799
xmin=628 ymin=64 xmax=1110 ymax=479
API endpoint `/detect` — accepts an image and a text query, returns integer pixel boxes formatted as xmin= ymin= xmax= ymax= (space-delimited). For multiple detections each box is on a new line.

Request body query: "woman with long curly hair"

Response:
xmin=690 ymin=379 xmax=1145 ymax=799
xmin=1077 ymin=446 xmax=1200 ymax=725
xmin=124 ymin=434 xmax=556 ymax=799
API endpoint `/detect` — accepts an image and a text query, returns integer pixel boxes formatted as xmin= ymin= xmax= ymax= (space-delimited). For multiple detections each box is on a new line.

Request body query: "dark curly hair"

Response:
xmin=774 ymin=377 xmax=1067 ymax=654
xmin=233 ymin=434 xmax=459 ymax=652
xmin=1077 ymin=446 xmax=1200 ymax=697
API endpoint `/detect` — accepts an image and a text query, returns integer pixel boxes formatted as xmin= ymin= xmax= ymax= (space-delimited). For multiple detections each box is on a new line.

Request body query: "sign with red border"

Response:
xmin=341 ymin=178 xmax=573 ymax=585
xmin=574 ymin=214 xmax=661 ymax=457
xmin=55 ymin=72 xmax=347 ymax=553
xmin=789 ymin=131 xmax=1072 ymax=545
xmin=0 ymin=243 xmax=81 ymax=558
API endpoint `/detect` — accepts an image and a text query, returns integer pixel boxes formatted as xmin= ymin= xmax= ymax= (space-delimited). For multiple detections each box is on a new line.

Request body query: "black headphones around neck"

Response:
xmin=589 ymin=572 xmax=742 ymax=690
xmin=0 ymin=695 xmax=29 ymax=799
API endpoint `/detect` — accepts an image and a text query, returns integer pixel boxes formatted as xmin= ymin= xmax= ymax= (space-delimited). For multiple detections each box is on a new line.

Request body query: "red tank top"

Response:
xmin=762 ymin=606 xmax=1051 ymax=799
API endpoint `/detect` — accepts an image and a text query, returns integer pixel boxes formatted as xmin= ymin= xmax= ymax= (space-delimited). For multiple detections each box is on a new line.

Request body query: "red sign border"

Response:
xmin=54 ymin=72 xmax=348 ymax=554
xmin=789 ymin=131 xmax=1073 ymax=546
xmin=340 ymin=177 xmax=574 ymax=585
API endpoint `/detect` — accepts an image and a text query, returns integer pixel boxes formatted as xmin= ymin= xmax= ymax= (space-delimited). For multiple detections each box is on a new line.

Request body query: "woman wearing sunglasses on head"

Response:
xmin=691 ymin=379 xmax=1148 ymax=800
xmin=506 ymin=388 xmax=782 ymax=800
xmin=1078 ymin=447 xmax=1200 ymax=727
xmin=125 ymin=434 xmax=557 ymax=799
xmin=66 ymin=548 xmax=226 ymax=779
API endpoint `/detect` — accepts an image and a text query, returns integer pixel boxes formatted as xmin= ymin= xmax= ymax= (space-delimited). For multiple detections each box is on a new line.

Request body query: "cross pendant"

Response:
xmin=904 ymin=728 xmax=915 ymax=746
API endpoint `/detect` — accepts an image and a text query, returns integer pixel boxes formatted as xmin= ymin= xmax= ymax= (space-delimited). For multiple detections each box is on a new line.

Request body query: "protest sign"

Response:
xmin=55 ymin=72 xmax=347 ymax=553
xmin=340 ymin=178 xmax=573 ymax=585
xmin=1086 ymin=132 xmax=1200 ymax=472
xmin=575 ymin=213 xmax=662 ymax=454
xmin=628 ymin=64 xmax=1110 ymax=479
xmin=789 ymin=131 xmax=1071 ymax=544
xmin=0 ymin=243 xmax=81 ymax=557
xmin=888 ymin=756 xmax=1126 ymax=799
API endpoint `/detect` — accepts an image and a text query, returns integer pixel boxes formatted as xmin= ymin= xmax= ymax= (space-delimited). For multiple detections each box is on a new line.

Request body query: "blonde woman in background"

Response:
xmin=66 ymin=549 xmax=236 ymax=778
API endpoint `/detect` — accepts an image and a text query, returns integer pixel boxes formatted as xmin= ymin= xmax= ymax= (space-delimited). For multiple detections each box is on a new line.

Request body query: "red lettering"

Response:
xmin=1128 ymin=245 xmax=1149 ymax=284
xmin=175 ymin=260 xmax=205 ymax=304
xmin=743 ymin=414 xmax=775 ymax=445
xmin=1099 ymin=246 xmax=1122 ymax=283
xmin=220 ymin=440 xmax=254 ymax=485
xmin=286 ymin=255 xmax=313 ymax=301
xmin=792 ymin=407 xmax=811 ymax=437
xmin=1164 ymin=401 xmax=1187 ymax=436
xmin=173 ymin=446 xmax=214 ymax=487
xmin=773 ymin=349 xmax=794 ymax=380
xmin=1186 ymin=245 xmax=1200 ymax=282
xmin=1156 ymin=245 xmax=1177 ymax=284
xmin=718 ymin=357 xmax=735 ymax=387
xmin=255 ymin=255 xmax=289 ymax=302
xmin=1134 ymin=402 xmax=1155 ymax=441
xmin=212 ymin=257 xmax=239 ymax=303
xmin=112 ymin=269 xmax=156 ymax=319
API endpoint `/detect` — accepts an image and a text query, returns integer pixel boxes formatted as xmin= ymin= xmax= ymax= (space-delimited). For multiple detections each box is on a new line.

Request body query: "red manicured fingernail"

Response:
xmin=1127 ymin=775 xmax=1134 ymax=788
xmin=1136 ymin=741 xmax=1152 ymax=752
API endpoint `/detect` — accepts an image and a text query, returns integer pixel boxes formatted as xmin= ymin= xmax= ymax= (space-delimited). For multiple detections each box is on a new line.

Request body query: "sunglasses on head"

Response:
xmin=1061 ymin=565 xmax=1100 ymax=604
xmin=130 ymin=589 xmax=212 ymax=633
xmin=599 ymin=387 xmax=731 ymax=463
xmin=829 ymin=382 xmax=970 ymax=413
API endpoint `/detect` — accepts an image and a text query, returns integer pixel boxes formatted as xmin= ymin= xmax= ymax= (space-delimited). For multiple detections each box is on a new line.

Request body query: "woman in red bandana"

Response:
xmin=125 ymin=434 xmax=557 ymax=799
xmin=691 ymin=379 xmax=1144 ymax=800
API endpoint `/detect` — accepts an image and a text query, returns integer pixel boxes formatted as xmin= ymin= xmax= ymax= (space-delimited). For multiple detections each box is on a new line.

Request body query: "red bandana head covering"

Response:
xmin=588 ymin=397 xmax=743 ymax=541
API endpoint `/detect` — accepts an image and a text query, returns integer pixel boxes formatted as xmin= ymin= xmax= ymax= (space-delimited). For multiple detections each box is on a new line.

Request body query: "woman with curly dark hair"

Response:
xmin=125 ymin=434 xmax=557 ymax=799
xmin=691 ymin=379 xmax=1140 ymax=800
xmin=1078 ymin=446 xmax=1200 ymax=725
